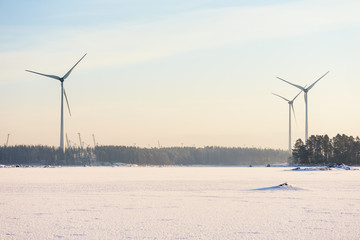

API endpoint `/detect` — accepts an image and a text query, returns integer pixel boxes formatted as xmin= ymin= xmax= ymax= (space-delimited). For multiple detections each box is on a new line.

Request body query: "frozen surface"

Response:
xmin=1 ymin=166 xmax=360 ymax=239
xmin=292 ymin=164 xmax=357 ymax=171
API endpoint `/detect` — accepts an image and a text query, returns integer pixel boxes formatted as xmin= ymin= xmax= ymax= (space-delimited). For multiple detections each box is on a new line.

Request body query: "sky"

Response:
xmin=1 ymin=0 xmax=360 ymax=149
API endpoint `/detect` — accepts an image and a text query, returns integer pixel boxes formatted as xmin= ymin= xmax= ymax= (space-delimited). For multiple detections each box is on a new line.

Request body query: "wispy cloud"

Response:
xmin=1 ymin=0 xmax=359 ymax=84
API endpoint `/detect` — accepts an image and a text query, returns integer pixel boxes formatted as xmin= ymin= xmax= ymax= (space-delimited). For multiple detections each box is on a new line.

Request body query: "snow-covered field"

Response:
xmin=1 ymin=166 xmax=359 ymax=239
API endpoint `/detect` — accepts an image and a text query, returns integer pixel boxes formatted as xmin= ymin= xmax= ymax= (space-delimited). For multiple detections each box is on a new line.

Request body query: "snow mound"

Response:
xmin=253 ymin=182 xmax=302 ymax=191
xmin=292 ymin=167 xmax=331 ymax=171
xmin=292 ymin=164 xmax=358 ymax=171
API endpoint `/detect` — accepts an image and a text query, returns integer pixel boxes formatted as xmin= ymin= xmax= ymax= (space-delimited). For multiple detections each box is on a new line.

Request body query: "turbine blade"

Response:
xmin=63 ymin=87 xmax=72 ymax=116
xmin=25 ymin=70 xmax=61 ymax=81
xmin=291 ymin=103 xmax=298 ymax=125
xmin=276 ymin=77 xmax=305 ymax=91
xmin=292 ymin=90 xmax=303 ymax=102
xmin=272 ymin=93 xmax=290 ymax=102
xmin=62 ymin=53 xmax=87 ymax=80
xmin=307 ymin=71 xmax=329 ymax=91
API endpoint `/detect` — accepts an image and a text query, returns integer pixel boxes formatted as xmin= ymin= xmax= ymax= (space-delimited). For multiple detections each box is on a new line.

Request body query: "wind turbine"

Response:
xmin=92 ymin=134 xmax=97 ymax=148
xmin=26 ymin=54 xmax=87 ymax=153
xmin=272 ymin=90 xmax=302 ymax=155
xmin=277 ymin=71 xmax=329 ymax=142
xmin=5 ymin=134 xmax=10 ymax=147
xmin=78 ymin=133 xmax=83 ymax=149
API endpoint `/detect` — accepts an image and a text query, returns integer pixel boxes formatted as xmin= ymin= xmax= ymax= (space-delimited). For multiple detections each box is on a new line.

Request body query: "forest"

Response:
xmin=0 ymin=145 xmax=288 ymax=166
xmin=2 ymin=134 xmax=360 ymax=166
xmin=292 ymin=134 xmax=360 ymax=165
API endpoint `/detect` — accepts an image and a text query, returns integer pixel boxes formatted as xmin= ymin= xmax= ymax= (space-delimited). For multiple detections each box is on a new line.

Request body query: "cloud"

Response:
xmin=1 ymin=0 xmax=360 ymax=84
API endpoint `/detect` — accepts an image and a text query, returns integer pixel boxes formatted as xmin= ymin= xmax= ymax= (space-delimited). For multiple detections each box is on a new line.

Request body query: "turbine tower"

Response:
xmin=272 ymin=91 xmax=302 ymax=155
xmin=277 ymin=71 xmax=329 ymax=142
xmin=26 ymin=54 xmax=87 ymax=153
xmin=92 ymin=134 xmax=97 ymax=147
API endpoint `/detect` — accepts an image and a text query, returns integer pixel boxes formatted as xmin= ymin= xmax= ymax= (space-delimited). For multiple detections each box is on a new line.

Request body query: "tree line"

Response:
xmin=0 ymin=145 xmax=94 ymax=165
xmin=94 ymin=146 xmax=287 ymax=166
xmin=292 ymin=134 xmax=360 ymax=165
xmin=0 ymin=145 xmax=288 ymax=166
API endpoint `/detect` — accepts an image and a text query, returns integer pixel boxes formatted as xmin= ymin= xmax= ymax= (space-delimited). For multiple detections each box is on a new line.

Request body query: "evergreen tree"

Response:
xmin=292 ymin=134 xmax=360 ymax=165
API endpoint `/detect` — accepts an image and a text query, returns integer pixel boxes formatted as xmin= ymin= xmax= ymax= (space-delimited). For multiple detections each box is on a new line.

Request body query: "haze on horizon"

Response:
xmin=1 ymin=0 xmax=360 ymax=149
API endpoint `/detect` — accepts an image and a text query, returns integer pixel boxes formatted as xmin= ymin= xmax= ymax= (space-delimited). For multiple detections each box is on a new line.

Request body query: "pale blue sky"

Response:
xmin=1 ymin=0 xmax=360 ymax=149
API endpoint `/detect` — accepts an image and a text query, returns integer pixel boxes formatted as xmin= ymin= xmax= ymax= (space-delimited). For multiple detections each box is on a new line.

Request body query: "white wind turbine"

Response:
xmin=277 ymin=71 xmax=329 ymax=142
xmin=26 ymin=54 xmax=87 ymax=153
xmin=272 ymin=90 xmax=302 ymax=155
